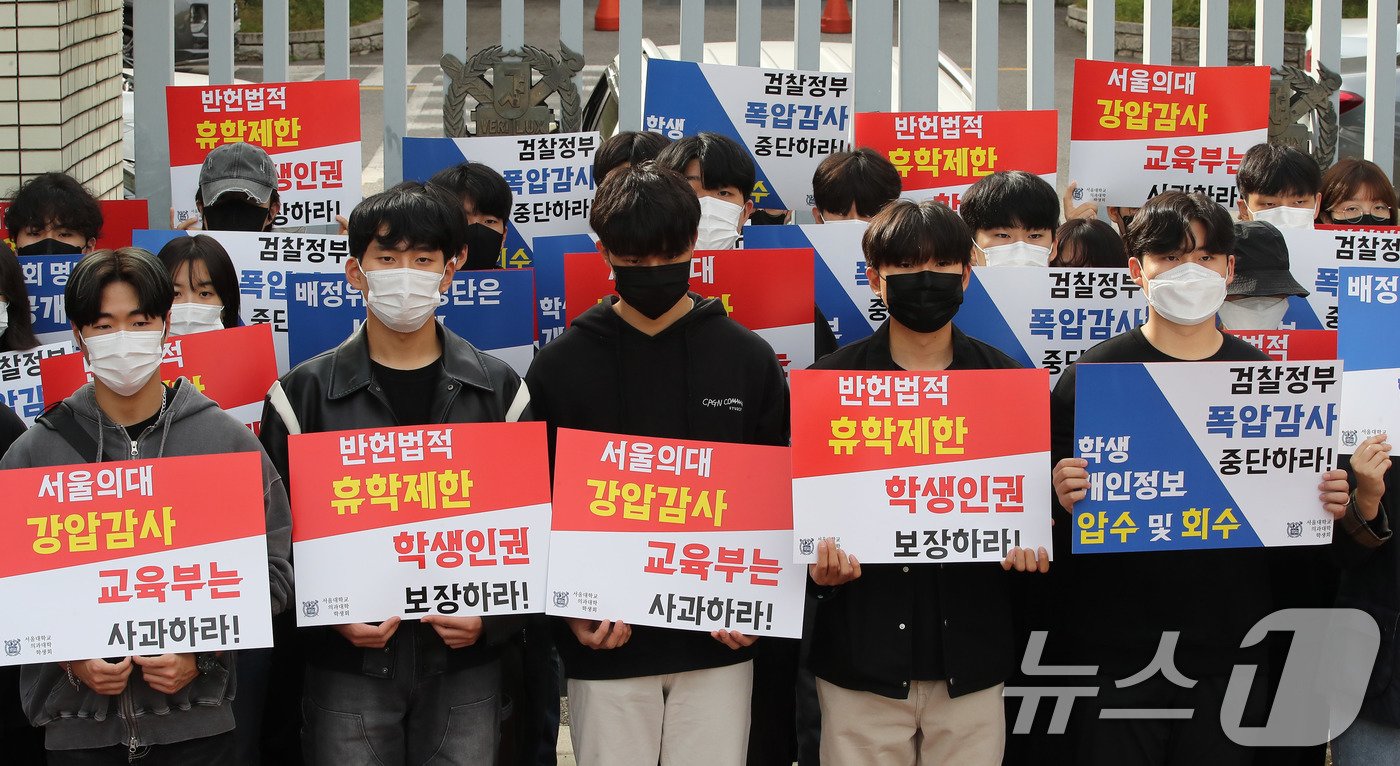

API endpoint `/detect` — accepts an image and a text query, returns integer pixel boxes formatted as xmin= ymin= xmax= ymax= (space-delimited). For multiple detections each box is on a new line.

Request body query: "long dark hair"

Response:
xmin=157 ymin=235 xmax=240 ymax=328
xmin=0 ymin=241 xmax=40 ymax=351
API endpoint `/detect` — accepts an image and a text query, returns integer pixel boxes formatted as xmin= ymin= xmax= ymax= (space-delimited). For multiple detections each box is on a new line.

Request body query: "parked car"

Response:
xmin=122 ymin=1 xmax=240 ymax=70
xmin=1306 ymin=18 xmax=1400 ymax=178
xmin=582 ymin=39 xmax=976 ymax=138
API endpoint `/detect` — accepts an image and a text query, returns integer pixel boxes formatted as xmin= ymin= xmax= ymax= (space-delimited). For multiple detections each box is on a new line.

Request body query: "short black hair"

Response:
xmin=427 ymin=161 xmax=513 ymax=221
xmin=1236 ymin=143 xmax=1322 ymax=199
xmin=4 ymin=172 xmax=103 ymax=243
xmin=1125 ymin=191 xmax=1235 ymax=260
xmin=655 ymin=132 xmax=756 ymax=200
xmin=157 ymin=234 xmax=241 ymax=328
xmin=590 ymin=161 xmax=701 ymax=259
xmin=812 ymin=148 xmax=903 ymax=219
xmin=65 ymin=247 xmax=174 ymax=330
xmin=0 ymin=240 xmax=39 ymax=351
xmin=1051 ymin=218 xmax=1128 ymax=268
xmin=347 ymin=182 xmax=466 ymax=264
xmin=958 ymin=170 xmax=1060 ymax=234
xmin=863 ymin=199 xmax=974 ymax=271
xmin=594 ymin=131 xmax=672 ymax=183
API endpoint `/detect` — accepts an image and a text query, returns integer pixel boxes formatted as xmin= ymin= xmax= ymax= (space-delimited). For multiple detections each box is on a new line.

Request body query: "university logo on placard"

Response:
xmin=441 ymin=44 xmax=584 ymax=137
xmin=3 ymin=639 xmax=18 ymax=657
xmin=302 ymin=599 xmax=319 ymax=618
xmin=553 ymin=591 xmax=570 ymax=608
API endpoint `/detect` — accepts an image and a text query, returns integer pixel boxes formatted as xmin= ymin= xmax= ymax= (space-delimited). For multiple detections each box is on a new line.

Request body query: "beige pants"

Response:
xmin=567 ymin=660 xmax=753 ymax=766
xmin=817 ymin=677 xmax=1005 ymax=766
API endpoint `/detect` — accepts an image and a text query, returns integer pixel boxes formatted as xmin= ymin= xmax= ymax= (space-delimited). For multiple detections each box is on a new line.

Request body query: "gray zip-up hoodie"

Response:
xmin=0 ymin=379 xmax=294 ymax=751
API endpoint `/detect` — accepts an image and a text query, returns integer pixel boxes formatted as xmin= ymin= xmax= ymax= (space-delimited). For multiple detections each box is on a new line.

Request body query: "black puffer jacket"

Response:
xmin=259 ymin=323 xmax=532 ymax=676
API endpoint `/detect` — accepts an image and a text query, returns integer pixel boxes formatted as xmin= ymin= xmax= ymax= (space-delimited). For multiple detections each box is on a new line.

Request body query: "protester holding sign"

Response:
xmin=427 ymin=161 xmax=512 ymax=270
xmin=259 ymin=182 xmax=531 ymax=765
xmin=0 ymin=247 xmax=293 ymax=763
xmin=1235 ymin=143 xmax=1322 ymax=229
xmin=190 ymin=143 xmax=281 ymax=233
xmin=1 ymin=240 xmax=41 ymax=351
xmin=525 ymin=162 xmax=788 ymax=766
xmin=805 ymin=198 xmax=1049 ymax=765
xmin=1331 ymin=441 xmax=1399 ymax=761
xmin=157 ymin=235 xmax=242 ymax=334
xmin=960 ymin=171 xmax=1059 ymax=267
xmin=656 ymin=132 xmax=755 ymax=251
xmin=3 ymin=172 xmax=101 ymax=255
xmin=1047 ymin=192 xmax=1389 ymax=764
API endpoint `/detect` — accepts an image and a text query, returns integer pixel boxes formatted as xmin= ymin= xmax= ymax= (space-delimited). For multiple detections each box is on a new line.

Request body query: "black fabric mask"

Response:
xmin=17 ymin=238 xmax=84 ymax=256
xmin=882 ymin=270 xmax=964 ymax=333
xmin=203 ymin=200 xmax=271 ymax=232
xmin=462 ymin=223 xmax=505 ymax=270
xmin=612 ymin=261 xmax=691 ymax=320
xmin=1118 ymin=215 xmax=1135 ymax=235
xmin=1335 ymin=213 xmax=1393 ymax=227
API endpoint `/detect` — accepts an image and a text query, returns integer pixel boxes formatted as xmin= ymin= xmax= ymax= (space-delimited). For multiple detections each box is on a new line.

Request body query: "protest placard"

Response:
xmin=0 ymin=452 xmax=274 ymax=665
xmin=1073 ymin=361 xmax=1340 ymax=552
xmin=547 ymin=428 xmax=804 ymax=638
xmin=790 ymin=368 xmax=1052 ymax=564
xmin=288 ymin=422 xmax=551 ymax=624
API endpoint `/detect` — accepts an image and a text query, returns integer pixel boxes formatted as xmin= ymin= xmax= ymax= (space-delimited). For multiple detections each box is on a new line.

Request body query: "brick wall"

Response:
xmin=0 ymin=0 xmax=124 ymax=200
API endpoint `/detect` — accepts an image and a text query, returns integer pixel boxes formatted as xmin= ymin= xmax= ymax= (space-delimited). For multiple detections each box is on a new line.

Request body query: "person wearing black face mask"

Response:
xmin=4 ymin=171 xmax=102 ymax=256
xmin=461 ymin=221 xmax=505 ymax=269
xmin=427 ymin=161 xmax=513 ymax=269
xmin=1318 ymin=157 xmax=1400 ymax=228
xmin=192 ymin=142 xmax=280 ymax=232
xmin=805 ymin=199 xmax=1049 ymax=766
xmin=524 ymin=163 xmax=790 ymax=766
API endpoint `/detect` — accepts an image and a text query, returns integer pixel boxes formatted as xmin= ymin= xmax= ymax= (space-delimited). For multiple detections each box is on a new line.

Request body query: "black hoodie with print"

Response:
xmin=526 ymin=293 xmax=790 ymax=680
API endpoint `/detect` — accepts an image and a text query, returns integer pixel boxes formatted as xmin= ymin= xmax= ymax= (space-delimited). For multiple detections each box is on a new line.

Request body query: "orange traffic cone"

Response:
xmin=595 ymin=0 xmax=619 ymax=31
xmin=821 ymin=0 xmax=851 ymax=34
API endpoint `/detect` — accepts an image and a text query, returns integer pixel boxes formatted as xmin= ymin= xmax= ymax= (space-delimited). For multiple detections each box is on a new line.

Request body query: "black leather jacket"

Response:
xmin=259 ymin=324 xmax=532 ymax=676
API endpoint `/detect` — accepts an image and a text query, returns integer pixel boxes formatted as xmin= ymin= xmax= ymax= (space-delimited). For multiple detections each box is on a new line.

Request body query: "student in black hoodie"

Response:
xmin=1048 ymin=191 xmax=1390 ymax=764
xmin=525 ymin=162 xmax=788 ymax=766
xmin=807 ymin=199 xmax=1050 ymax=766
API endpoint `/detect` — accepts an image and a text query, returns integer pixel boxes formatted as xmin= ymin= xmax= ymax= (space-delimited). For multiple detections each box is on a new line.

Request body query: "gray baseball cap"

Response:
xmin=199 ymin=143 xmax=277 ymax=206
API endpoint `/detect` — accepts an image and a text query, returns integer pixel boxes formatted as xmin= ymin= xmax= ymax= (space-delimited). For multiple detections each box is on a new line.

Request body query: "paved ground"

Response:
xmin=227 ymin=0 xmax=1099 ymax=196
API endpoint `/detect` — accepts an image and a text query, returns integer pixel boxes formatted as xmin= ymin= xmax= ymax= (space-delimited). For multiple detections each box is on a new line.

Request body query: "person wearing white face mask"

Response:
xmin=1217 ymin=221 xmax=1310 ymax=331
xmin=156 ymin=234 xmax=241 ymax=336
xmin=1235 ymin=143 xmax=1323 ymax=230
xmin=258 ymin=182 xmax=531 ymax=766
xmin=959 ymin=170 xmax=1060 ymax=267
xmin=656 ymin=133 xmax=755 ymax=251
xmin=0 ymin=247 xmax=294 ymax=763
xmin=1042 ymin=192 xmax=1389 ymax=765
